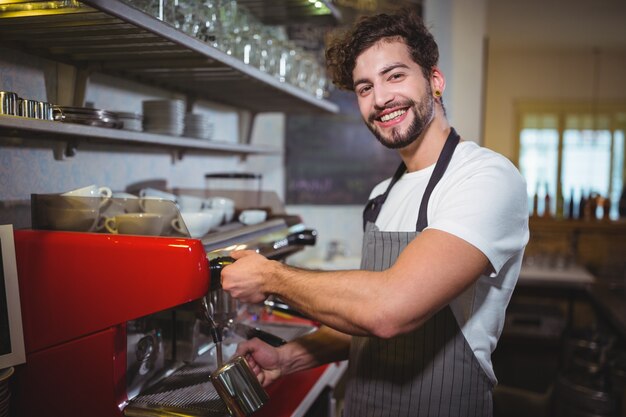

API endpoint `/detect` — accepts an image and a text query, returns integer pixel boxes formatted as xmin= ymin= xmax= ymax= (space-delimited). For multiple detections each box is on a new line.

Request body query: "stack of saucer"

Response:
xmin=142 ymin=99 xmax=185 ymax=136
xmin=183 ymin=113 xmax=213 ymax=139
xmin=115 ymin=111 xmax=143 ymax=132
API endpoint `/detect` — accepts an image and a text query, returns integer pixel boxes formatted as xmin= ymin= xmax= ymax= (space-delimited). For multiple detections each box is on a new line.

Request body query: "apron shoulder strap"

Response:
xmin=362 ymin=161 xmax=406 ymax=230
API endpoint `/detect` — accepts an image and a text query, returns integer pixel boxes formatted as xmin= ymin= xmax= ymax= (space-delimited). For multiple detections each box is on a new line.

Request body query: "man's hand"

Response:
xmin=221 ymin=250 xmax=274 ymax=304
xmin=235 ymin=338 xmax=284 ymax=387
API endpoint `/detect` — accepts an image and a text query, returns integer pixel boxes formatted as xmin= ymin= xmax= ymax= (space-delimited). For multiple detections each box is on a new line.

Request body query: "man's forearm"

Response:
xmin=267 ymin=262 xmax=387 ymax=336
xmin=280 ymin=326 xmax=351 ymax=375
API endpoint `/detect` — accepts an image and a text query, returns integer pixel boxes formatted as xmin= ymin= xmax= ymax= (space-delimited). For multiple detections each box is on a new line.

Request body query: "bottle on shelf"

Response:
xmin=602 ymin=196 xmax=611 ymax=220
xmin=532 ymin=184 xmax=540 ymax=218
xmin=567 ymin=188 xmax=576 ymax=220
xmin=578 ymin=190 xmax=587 ymax=220
xmin=619 ymin=185 xmax=626 ymax=218
xmin=585 ymin=191 xmax=598 ymax=221
xmin=542 ymin=182 xmax=552 ymax=218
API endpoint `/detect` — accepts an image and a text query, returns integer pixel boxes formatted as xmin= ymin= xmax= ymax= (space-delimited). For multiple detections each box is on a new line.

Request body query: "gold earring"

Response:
xmin=434 ymin=90 xmax=442 ymax=97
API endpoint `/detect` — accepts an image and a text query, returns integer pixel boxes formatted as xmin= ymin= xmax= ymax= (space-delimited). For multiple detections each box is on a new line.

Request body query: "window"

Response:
xmin=517 ymin=103 xmax=626 ymax=219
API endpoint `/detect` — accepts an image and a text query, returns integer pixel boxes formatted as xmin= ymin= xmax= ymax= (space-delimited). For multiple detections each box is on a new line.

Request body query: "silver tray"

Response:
xmin=52 ymin=105 xmax=122 ymax=129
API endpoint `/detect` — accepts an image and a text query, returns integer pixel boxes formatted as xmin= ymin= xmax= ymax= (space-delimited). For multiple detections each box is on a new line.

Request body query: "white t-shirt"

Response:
xmin=371 ymin=140 xmax=529 ymax=384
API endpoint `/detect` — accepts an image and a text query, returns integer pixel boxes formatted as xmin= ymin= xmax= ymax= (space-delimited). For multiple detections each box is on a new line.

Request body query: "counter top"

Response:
xmin=518 ymin=264 xmax=596 ymax=289
xmin=586 ymin=283 xmax=626 ymax=339
xmin=515 ymin=264 xmax=625 ymax=339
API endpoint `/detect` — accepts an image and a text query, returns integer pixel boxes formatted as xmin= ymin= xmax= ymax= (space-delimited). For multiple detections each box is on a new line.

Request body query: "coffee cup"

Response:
xmin=171 ymin=210 xmax=222 ymax=238
xmin=238 ymin=209 xmax=267 ymax=226
xmin=44 ymin=207 xmax=104 ymax=232
xmin=62 ymin=184 xmax=112 ymax=210
xmin=205 ymin=197 xmax=235 ymax=223
xmin=139 ymin=196 xmax=179 ymax=234
xmin=211 ymin=355 xmax=268 ymax=417
xmin=105 ymin=213 xmax=164 ymax=236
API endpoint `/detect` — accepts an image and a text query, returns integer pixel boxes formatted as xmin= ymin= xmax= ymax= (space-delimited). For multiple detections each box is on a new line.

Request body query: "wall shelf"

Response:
xmin=0 ymin=115 xmax=280 ymax=160
xmin=0 ymin=0 xmax=339 ymax=114
xmin=0 ymin=0 xmax=339 ymax=159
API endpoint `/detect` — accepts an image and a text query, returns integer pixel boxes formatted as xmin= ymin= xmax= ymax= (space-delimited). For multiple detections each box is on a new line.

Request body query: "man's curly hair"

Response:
xmin=325 ymin=7 xmax=439 ymax=91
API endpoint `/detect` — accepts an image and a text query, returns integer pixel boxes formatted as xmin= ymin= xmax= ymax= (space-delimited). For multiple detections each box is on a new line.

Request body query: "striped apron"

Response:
xmin=343 ymin=128 xmax=493 ymax=417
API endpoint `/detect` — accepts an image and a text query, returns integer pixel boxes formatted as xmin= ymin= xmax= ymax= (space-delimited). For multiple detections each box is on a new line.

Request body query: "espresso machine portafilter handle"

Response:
xmin=202 ymin=257 xmax=234 ymax=337
xmin=206 ymin=257 xmax=289 ymax=348
xmin=206 ymin=256 xmax=237 ymax=327
xmin=209 ymin=256 xmax=235 ymax=291
xmin=287 ymin=229 xmax=317 ymax=246
xmin=269 ymin=229 xmax=317 ymax=251
xmin=203 ymin=256 xmax=237 ymax=367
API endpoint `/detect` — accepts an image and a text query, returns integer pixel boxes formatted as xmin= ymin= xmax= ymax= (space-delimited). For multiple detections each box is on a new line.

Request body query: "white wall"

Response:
xmin=484 ymin=0 xmax=626 ymax=160
xmin=425 ymin=0 xmax=487 ymax=143
xmin=484 ymin=47 xmax=626 ymax=161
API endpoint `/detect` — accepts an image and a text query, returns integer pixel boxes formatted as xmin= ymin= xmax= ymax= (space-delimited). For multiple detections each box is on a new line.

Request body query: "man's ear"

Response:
xmin=431 ymin=67 xmax=446 ymax=95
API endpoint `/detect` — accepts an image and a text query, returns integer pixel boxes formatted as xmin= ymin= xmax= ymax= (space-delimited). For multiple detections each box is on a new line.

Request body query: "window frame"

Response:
xmin=515 ymin=101 xmax=626 ymax=216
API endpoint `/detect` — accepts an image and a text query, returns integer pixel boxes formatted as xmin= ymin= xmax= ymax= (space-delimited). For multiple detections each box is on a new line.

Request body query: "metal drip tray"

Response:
xmin=250 ymin=321 xmax=317 ymax=341
xmin=124 ymin=362 xmax=229 ymax=417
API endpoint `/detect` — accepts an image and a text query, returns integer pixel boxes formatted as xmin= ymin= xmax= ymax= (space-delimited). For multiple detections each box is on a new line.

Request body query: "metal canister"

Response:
xmin=211 ymin=356 xmax=268 ymax=417
xmin=18 ymin=98 xmax=38 ymax=118
xmin=37 ymin=101 xmax=54 ymax=120
xmin=0 ymin=91 xmax=18 ymax=115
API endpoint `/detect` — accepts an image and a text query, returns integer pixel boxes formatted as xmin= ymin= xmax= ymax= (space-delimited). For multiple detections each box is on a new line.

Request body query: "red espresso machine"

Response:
xmin=10 ymin=195 xmax=344 ymax=417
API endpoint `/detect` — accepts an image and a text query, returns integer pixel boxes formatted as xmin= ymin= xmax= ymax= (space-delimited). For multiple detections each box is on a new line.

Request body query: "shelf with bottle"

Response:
xmin=531 ymin=183 xmax=619 ymax=223
xmin=530 ymin=215 xmax=624 ymax=235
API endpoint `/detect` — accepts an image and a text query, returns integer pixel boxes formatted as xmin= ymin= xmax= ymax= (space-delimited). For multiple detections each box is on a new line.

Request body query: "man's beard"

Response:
xmin=366 ymin=90 xmax=435 ymax=150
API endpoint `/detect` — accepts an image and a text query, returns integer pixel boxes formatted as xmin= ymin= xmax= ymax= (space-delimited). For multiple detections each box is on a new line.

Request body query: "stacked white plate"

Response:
xmin=142 ymin=99 xmax=185 ymax=136
xmin=183 ymin=113 xmax=213 ymax=140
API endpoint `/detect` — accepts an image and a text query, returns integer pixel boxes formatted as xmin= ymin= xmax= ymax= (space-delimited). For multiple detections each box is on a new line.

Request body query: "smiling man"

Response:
xmin=221 ymin=7 xmax=529 ymax=417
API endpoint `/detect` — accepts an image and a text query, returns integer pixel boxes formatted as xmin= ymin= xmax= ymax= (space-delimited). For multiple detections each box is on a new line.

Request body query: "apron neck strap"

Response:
xmin=415 ymin=128 xmax=460 ymax=231
xmin=362 ymin=161 xmax=406 ymax=229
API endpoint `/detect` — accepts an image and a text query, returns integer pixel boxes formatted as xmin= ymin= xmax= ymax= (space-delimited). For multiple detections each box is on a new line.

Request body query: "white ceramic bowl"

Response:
xmin=178 ymin=194 xmax=206 ymax=212
xmin=238 ymin=209 xmax=267 ymax=225
xmin=205 ymin=197 xmax=235 ymax=223
xmin=172 ymin=210 xmax=222 ymax=238
xmin=109 ymin=192 xmax=141 ymax=214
